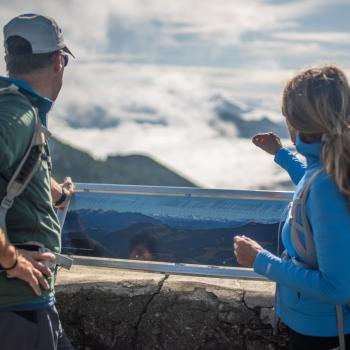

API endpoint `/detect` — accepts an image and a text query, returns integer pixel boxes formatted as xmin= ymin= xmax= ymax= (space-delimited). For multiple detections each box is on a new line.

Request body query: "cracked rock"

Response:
xmin=56 ymin=266 xmax=288 ymax=350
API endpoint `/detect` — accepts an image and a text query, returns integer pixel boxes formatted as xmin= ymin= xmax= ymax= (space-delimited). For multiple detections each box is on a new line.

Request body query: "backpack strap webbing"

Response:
xmin=290 ymin=168 xmax=322 ymax=269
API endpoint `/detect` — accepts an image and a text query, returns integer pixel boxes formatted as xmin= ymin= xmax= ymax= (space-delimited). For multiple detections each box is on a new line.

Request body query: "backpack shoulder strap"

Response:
xmin=0 ymin=84 xmax=48 ymax=231
xmin=290 ymin=168 xmax=322 ymax=269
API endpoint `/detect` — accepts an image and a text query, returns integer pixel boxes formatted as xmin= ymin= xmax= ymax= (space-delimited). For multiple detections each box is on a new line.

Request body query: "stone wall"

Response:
xmin=56 ymin=266 xmax=288 ymax=350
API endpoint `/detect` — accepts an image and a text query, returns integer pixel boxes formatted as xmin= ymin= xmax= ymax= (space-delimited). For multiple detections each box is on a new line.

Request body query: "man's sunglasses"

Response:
xmin=49 ymin=51 xmax=69 ymax=67
xmin=62 ymin=53 xmax=69 ymax=67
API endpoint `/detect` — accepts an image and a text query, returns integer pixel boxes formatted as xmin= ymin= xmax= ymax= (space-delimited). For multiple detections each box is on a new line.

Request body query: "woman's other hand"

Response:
xmin=233 ymin=235 xmax=263 ymax=268
xmin=252 ymin=132 xmax=282 ymax=155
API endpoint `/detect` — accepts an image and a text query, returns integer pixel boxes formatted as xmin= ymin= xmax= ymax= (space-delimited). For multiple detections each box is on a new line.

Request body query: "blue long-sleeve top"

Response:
xmin=253 ymin=136 xmax=350 ymax=336
xmin=274 ymin=147 xmax=305 ymax=185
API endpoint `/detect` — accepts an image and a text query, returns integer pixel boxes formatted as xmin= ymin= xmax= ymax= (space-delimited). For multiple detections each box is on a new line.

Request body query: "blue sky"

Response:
xmin=97 ymin=0 xmax=350 ymax=69
xmin=2 ymin=0 xmax=350 ymax=69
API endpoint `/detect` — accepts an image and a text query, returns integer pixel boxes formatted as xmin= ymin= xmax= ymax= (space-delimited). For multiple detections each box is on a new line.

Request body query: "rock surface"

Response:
xmin=56 ymin=266 xmax=288 ymax=350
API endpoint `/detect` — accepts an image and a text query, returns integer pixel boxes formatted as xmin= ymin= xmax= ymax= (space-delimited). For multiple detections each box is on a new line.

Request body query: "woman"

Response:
xmin=234 ymin=66 xmax=350 ymax=350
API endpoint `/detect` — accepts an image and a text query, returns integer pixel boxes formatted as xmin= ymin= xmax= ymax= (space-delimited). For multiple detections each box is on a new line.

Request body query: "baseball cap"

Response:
xmin=3 ymin=13 xmax=74 ymax=57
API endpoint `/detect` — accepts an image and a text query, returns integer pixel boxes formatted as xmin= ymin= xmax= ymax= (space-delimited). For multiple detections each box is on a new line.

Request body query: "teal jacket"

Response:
xmin=0 ymin=77 xmax=61 ymax=309
xmin=254 ymin=135 xmax=350 ymax=336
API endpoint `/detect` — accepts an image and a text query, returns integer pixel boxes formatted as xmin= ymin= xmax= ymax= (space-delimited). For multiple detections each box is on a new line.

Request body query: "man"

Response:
xmin=0 ymin=14 xmax=75 ymax=349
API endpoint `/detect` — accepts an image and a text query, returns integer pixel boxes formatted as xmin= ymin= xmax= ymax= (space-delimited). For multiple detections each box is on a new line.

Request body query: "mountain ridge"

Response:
xmin=50 ymin=137 xmax=196 ymax=187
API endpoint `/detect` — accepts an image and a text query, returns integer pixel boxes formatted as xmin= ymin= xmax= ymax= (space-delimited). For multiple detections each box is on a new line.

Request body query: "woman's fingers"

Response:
xmin=252 ymin=135 xmax=263 ymax=145
xmin=233 ymin=235 xmax=263 ymax=268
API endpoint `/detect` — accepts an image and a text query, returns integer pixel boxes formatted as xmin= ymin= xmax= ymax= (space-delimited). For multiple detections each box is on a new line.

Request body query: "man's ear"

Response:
xmin=53 ymin=52 xmax=63 ymax=73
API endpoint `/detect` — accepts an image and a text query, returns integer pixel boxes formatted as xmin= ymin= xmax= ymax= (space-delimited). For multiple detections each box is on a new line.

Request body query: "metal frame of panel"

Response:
xmin=58 ymin=183 xmax=293 ymax=280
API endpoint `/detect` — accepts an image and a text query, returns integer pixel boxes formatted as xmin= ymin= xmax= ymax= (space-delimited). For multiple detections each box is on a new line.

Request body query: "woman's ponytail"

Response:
xmin=322 ymin=126 xmax=350 ymax=207
xmin=282 ymin=66 xmax=350 ymax=208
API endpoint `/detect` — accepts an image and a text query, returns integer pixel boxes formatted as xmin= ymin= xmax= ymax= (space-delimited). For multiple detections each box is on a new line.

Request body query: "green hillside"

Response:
xmin=50 ymin=138 xmax=196 ymax=187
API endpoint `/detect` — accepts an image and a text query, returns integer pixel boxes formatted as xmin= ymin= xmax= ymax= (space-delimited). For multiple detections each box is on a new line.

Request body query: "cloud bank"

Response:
xmin=0 ymin=0 xmax=349 ymax=190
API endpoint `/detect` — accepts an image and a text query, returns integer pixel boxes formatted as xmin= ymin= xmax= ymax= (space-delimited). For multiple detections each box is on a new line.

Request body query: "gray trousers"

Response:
xmin=0 ymin=305 xmax=74 ymax=350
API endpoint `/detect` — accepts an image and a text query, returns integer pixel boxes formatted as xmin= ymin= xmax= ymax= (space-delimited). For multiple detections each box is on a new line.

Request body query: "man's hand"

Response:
xmin=233 ymin=235 xmax=263 ymax=268
xmin=6 ymin=250 xmax=56 ymax=296
xmin=252 ymin=132 xmax=282 ymax=155
xmin=61 ymin=176 xmax=74 ymax=199
xmin=51 ymin=177 xmax=74 ymax=209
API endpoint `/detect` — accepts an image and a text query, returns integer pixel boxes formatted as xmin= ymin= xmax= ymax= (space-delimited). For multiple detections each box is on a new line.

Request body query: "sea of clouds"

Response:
xmin=1 ymin=0 xmax=350 ymax=190
xmin=51 ymin=62 xmax=293 ymax=190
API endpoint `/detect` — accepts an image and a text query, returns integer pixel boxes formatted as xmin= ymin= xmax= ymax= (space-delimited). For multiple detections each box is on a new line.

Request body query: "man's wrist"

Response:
xmin=54 ymin=186 xmax=68 ymax=207
xmin=0 ymin=245 xmax=17 ymax=270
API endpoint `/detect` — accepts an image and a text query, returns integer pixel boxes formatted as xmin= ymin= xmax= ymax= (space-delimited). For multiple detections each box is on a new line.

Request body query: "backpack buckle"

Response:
xmin=0 ymin=197 xmax=14 ymax=210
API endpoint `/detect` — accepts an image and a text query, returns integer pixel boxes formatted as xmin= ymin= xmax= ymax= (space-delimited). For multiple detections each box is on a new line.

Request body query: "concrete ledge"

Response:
xmin=56 ymin=266 xmax=288 ymax=350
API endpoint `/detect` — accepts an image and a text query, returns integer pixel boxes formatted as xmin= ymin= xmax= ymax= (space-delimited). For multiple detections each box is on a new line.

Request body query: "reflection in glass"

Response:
xmin=128 ymin=233 xmax=158 ymax=261
xmin=61 ymin=186 xmax=290 ymax=268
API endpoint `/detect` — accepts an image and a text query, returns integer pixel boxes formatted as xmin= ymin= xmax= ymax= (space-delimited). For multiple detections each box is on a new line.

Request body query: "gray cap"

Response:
xmin=4 ymin=13 xmax=74 ymax=57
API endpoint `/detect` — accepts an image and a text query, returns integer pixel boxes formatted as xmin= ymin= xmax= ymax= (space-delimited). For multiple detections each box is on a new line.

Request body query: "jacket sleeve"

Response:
xmin=254 ymin=173 xmax=350 ymax=304
xmin=274 ymin=148 xmax=305 ymax=185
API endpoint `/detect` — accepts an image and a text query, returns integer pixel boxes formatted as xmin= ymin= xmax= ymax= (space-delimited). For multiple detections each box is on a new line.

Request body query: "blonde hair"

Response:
xmin=282 ymin=65 xmax=350 ymax=207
